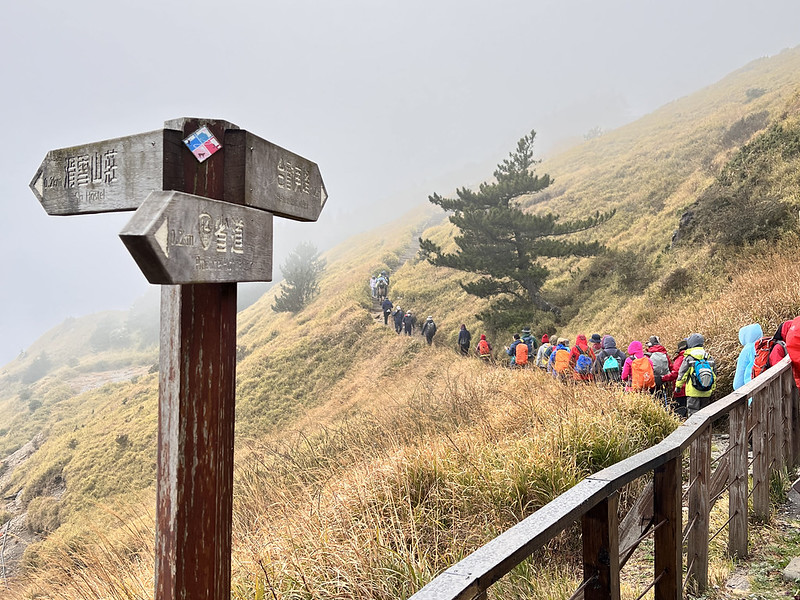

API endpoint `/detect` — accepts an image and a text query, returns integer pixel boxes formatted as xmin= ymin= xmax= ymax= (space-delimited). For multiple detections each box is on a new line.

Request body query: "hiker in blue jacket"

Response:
xmin=733 ymin=323 xmax=763 ymax=390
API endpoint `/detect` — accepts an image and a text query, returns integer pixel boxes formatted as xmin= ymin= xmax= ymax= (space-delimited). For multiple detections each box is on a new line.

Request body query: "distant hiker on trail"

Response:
xmin=393 ymin=307 xmax=404 ymax=334
xmin=646 ymin=336 xmax=672 ymax=399
xmin=457 ymin=324 xmax=472 ymax=356
xmin=380 ymin=270 xmax=390 ymax=287
xmin=535 ymin=334 xmax=552 ymax=370
xmin=622 ymin=340 xmax=655 ymax=392
xmin=381 ymin=297 xmax=393 ymax=325
xmin=548 ymin=338 xmax=572 ymax=379
xmin=422 ymin=316 xmax=437 ymax=345
xmin=593 ymin=335 xmax=626 ymax=385
xmin=733 ymin=323 xmax=763 ymax=390
xmin=505 ymin=334 xmax=523 ymax=367
xmin=402 ymin=311 xmax=416 ymax=336
xmin=521 ymin=328 xmax=537 ymax=355
xmin=676 ymin=333 xmax=716 ymax=416
xmin=571 ymin=334 xmax=595 ymax=381
xmin=476 ymin=334 xmax=492 ymax=362
xmin=662 ymin=339 xmax=688 ymax=417
xmin=370 ymin=276 xmax=377 ymax=298
xmin=375 ymin=276 xmax=388 ymax=301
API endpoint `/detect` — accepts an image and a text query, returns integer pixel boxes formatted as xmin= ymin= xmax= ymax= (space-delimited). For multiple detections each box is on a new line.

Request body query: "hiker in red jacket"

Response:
xmin=661 ymin=339 xmax=688 ymax=418
xmin=570 ymin=334 xmax=595 ymax=381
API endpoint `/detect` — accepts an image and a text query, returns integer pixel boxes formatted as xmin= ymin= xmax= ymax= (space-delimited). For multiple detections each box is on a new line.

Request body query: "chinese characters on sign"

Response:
xmin=119 ymin=190 xmax=273 ymax=284
xmin=63 ymin=150 xmax=118 ymax=188
xmin=183 ymin=126 xmax=222 ymax=163
xmin=276 ymin=157 xmax=311 ymax=196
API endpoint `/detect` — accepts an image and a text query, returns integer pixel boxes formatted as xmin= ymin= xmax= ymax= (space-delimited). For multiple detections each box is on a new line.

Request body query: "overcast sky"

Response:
xmin=2 ymin=0 xmax=800 ymax=366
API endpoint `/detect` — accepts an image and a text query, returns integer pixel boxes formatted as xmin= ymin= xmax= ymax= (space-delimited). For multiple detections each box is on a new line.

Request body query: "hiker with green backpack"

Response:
xmin=592 ymin=335 xmax=627 ymax=385
xmin=676 ymin=333 xmax=716 ymax=416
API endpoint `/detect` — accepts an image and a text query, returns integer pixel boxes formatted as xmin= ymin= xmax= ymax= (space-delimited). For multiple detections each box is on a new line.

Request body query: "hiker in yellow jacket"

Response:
xmin=675 ymin=333 xmax=716 ymax=416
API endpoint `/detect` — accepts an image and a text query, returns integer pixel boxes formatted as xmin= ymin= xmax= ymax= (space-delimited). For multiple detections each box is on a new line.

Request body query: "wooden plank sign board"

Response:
xmin=30 ymin=130 xmax=180 ymax=215
xmin=242 ymin=131 xmax=328 ymax=222
xmin=120 ymin=190 xmax=273 ymax=284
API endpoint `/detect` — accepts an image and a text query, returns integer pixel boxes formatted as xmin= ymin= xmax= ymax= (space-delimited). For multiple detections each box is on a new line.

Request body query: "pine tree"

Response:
xmin=271 ymin=242 xmax=326 ymax=313
xmin=419 ymin=130 xmax=612 ymax=323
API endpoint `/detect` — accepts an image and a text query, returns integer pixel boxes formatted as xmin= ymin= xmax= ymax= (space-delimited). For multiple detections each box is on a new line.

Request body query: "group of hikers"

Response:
xmin=369 ymin=273 xmax=800 ymax=419
xmin=465 ymin=328 xmax=715 ymax=417
xmin=370 ymin=272 xmax=390 ymax=301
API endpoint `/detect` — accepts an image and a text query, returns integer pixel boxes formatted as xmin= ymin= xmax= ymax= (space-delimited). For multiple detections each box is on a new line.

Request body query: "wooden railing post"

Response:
xmin=653 ymin=456 xmax=681 ymax=600
xmin=771 ymin=378 xmax=784 ymax=474
xmin=728 ymin=403 xmax=748 ymax=558
xmin=687 ymin=426 xmax=710 ymax=592
xmin=752 ymin=389 xmax=770 ymax=520
xmin=582 ymin=492 xmax=620 ymax=600
xmin=781 ymin=370 xmax=793 ymax=467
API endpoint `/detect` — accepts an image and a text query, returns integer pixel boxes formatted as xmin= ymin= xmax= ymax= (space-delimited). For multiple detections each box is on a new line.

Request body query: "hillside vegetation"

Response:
xmin=4 ymin=47 xmax=800 ymax=598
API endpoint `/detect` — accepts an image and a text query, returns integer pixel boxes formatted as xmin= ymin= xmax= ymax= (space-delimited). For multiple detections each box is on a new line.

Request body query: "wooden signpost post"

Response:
xmin=30 ymin=117 xmax=327 ymax=599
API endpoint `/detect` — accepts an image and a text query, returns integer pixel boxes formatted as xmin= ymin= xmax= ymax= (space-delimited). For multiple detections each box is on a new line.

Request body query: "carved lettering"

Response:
xmin=62 ymin=149 xmax=119 ymax=189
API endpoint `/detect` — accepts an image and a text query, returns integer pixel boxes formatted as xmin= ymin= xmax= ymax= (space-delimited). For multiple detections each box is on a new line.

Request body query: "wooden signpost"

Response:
xmin=30 ymin=117 xmax=327 ymax=599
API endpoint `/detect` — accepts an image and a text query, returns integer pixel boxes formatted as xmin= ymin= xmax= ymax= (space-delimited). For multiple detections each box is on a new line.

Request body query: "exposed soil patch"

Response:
xmin=66 ymin=365 xmax=150 ymax=394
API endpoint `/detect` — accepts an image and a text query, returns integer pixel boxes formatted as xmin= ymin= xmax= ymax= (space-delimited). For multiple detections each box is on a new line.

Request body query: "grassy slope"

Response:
xmin=4 ymin=47 xmax=800 ymax=598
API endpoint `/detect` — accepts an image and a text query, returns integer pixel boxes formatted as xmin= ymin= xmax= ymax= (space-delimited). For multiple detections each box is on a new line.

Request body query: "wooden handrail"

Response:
xmin=409 ymin=355 xmax=796 ymax=600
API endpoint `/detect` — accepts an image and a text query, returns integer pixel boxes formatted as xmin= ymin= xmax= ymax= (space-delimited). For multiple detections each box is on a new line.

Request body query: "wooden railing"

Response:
xmin=409 ymin=356 xmax=798 ymax=600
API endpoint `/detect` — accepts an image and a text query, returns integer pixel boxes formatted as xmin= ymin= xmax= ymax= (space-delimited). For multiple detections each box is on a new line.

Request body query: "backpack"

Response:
xmin=575 ymin=352 xmax=592 ymax=375
xmin=631 ymin=357 xmax=655 ymax=390
xmin=477 ymin=339 xmax=491 ymax=357
xmin=752 ymin=337 xmax=786 ymax=378
xmin=691 ymin=356 xmax=715 ymax=391
xmin=602 ymin=354 xmax=620 ymax=372
xmin=649 ymin=352 xmax=669 ymax=378
xmin=425 ymin=322 xmax=436 ymax=337
xmin=553 ymin=348 xmax=571 ymax=373
xmin=515 ymin=342 xmax=529 ymax=366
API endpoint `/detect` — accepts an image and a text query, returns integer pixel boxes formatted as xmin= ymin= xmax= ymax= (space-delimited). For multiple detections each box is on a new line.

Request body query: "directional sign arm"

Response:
xmin=120 ymin=191 xmax=273 ymax=284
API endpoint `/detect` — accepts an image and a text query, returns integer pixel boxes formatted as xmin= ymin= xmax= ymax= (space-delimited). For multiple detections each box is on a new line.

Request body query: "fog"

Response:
xmin=2 ymin=0 xmax=800 ymax=365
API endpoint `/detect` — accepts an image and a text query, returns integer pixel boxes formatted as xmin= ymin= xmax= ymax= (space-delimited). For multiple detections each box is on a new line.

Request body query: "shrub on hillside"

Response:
xmin=27 ymin=496 xmax=61 ymax=533
xmin=660 ymin=267 xmax=693 ymax=296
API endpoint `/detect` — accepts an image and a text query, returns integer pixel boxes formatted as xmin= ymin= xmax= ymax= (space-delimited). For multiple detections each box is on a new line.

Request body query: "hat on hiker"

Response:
xmin=426 ymin=316 xmax=433 ymax=321
xmin=677 ymin=339 xmax=688 ymax=352
xmin=647 ymin=335 xmax=661 ymax=347
xmin=542 ymin=334 xmax=549 ymax=343
xmin=589 ymin=333 xmax=602 ymax=344
xmin=521 ymin=327 xmax=531 ymax=335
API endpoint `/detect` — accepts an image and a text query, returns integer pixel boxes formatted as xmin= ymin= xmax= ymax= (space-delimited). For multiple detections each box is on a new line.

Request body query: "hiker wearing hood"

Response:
xmin=622 ymin=340 xmax=656 ymax=391
xmin=733 ymin=323 xmax=763 ymax=390
xmin=676 ymin=333 xmax=716 ymax=415
xmin=593 ymin=336 xmax=627 ymax=384
xmin=457 ymin=324 xmax=472 ymax=356
xmin=421 ymin=316 xmax=437 ymax=345
xmin=476 ymin=334 xmax=493 ymax=361
xmin=570 ymin=334 xmax=595 ymax=381
xmin=535 ymin=334 xmax=553 ymax=369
